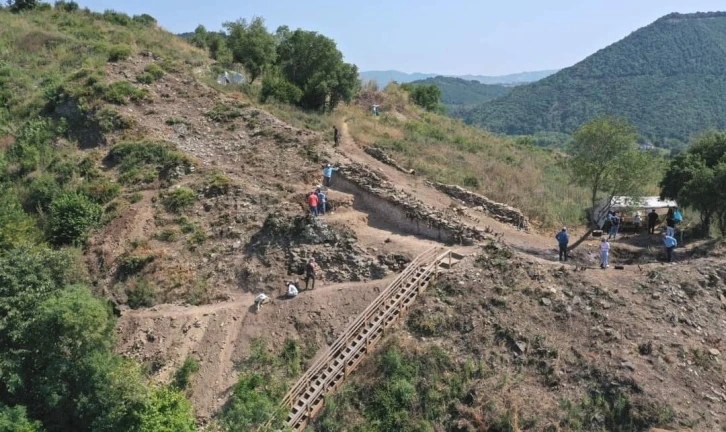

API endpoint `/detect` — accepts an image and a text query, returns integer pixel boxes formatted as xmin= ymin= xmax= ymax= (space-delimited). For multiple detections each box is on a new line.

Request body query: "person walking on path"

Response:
xmin=304 ymin=258 xmax=318 ymax=290
xmin=648 ymin=209 xmax=659 ymax=234
xmin=663 ymin=233 xmax=677 ymax=263
xmin=322 ymin=163 xmax=339 ymax=187
xmin=666 ymin=214 xmax=676 ymax=237
xmin=307 ymin=192 xmax=319 ymax=216
xmin=633 ymin=212 xmax=642 ymax=233
xmin=608 ymin=212 xmax=620 ymax=240
xmin=333 ymin=126 xmax=340 ymax=147
xmin=316 ymin=187 xmax=327 ymax=215
xmin=555 ymin=227 xmax=569 ymax=262
xmin=600 ymin=238 xmax=610 ymax=269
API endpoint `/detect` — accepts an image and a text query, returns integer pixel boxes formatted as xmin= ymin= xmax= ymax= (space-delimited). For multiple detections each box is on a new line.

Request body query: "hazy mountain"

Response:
xmin=463 ymin=12 xmax=726 ymax=144
xmin=360 ymin=69 xmax=558 ymax=86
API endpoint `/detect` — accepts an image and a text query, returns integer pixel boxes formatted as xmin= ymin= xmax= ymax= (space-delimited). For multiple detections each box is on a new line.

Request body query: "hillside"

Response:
xmin=409 ymin=76 xmax=512 ymax=112
xmin=360 ymin=69 xmax=556 ymax=86
xmin=464 ymin=12 xmax=726 ymax=145
xmin=2 ymin=4 xmax=726 ymax=432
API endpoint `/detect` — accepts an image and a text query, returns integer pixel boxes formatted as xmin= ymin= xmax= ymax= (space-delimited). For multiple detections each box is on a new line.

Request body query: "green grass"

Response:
xmin=106 ymin=140 xmax=193 ymax=185
xmin=173 ymin=357 xmax=200 ymax=390
xmin=136 ymin=63 xmax=164 ymax=84
xmin=162 ymin=187 xmax=196 ymax=213
xmin=343 ymin=86 xmax=591 ymax=228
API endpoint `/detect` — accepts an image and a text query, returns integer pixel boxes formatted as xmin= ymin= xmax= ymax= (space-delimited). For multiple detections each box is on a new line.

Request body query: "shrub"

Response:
xmin=165 ymin=117 xmax=187 ymax=126
xmin=173 ymin=357 xmax=200 ymax=390
xmin=186 ymin=279 xmax=210 ymax=305
xmin=24 ymin=174 xmax=62 ymax=213
xmin=107 ymin=45 xmax=132 ymax=62
xmin=103 ymin=81 xmax=148 ymax=104
xmin=0 ymin=404 xmax=43 ymax=431
xmin=132 ymin=14 xmax=157 ymax=26
xmin=162 ymin=187 xmax=196 ymax=213
xmin=96 ymin=107 xmax=134 ymax=132
xmin=116 ymin=252 xmax=155 ymax=280
xmin=48 ymin=193 xmax=102 ymax=246
xmin=153 ymin=229 xmax=178 ymax=242
xmin=129 ymin=192 xmax=143 ymax=203
xmin=77 ymin=178 xmax=121 ymax=204
xmin=260 ymin=75 xmax=302 ymax=105
xmin=126 ymin=279 xmax=155 ymax=308
xmin=136 ymin=63 xmax=164 ymax=84
xmin=102 ymin=9 xmax=132 ymax=26
xmin=107 ymin=141 xmax=192 ymax=185
xmin=54 ymin=1 xmax=79 ymax=12
xmin=205 ymin=170 xmax=231 ymax=196
xmin=205 ymin=103 xmax=243 ymax=122
xmin=462 ymin=175 xmax=480 ymax=188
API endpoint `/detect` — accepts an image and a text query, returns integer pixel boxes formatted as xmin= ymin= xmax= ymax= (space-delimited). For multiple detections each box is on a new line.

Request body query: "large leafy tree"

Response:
xmin=567 ymin=117 xmax=661 ymax=249
xmin=225 ymin=17 xmax=276 ymax=83
xmin=661 ymin=131 xmax=726 ymax=235
xmin=275 ymin=28 xmax=359 ymax=111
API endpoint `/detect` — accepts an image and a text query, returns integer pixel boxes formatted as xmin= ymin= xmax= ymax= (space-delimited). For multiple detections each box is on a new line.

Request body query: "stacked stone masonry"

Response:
xmin=363 ymin=146 xmax=415 ymax=175
xmin=335 ymin=164 xmax=491 ymax=245
xmin=428 ymin=182 xmax=530 ymax=230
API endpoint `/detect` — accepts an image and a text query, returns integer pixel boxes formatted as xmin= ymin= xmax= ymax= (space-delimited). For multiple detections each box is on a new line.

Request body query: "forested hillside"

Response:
xmin=464 ymin=12 xmax=726 ymax=147
xmin=409 ymin=76 xmax=511 ymax=113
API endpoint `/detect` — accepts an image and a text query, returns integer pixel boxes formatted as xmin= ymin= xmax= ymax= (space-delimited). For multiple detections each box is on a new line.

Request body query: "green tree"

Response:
xmin=48 ymin=193 xmax=102 ymax=246
xmin=137 ymin=387 xmax=196 ymax=432
xmin=275 ymin=29 xmax=359 ymax=111
xmin=7 ymin=0 xmax=38 ymax=12
xmin=402 ymin=83 xmax=442 ymax=112
xmin=661 ymin=131 xmax=726 ymax=235
xmin=189 ymin=25 xmax=208 ymax=49
xmin=225 ymin=17 xmax=276 ymax=83
xmin=0 ymin=404 xmax=42 ymax=432
xmin=567 ymin=117 xmax=661 ymax=249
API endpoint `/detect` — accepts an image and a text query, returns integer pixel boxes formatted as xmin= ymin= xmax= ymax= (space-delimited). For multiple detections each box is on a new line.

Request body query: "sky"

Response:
xmin=77 ymin=0 xmax=726 ymax=76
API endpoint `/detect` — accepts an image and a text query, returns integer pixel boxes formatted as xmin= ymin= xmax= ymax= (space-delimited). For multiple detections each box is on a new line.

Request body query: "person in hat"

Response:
xmin=322 ymin=163 xmax=339 ymax=187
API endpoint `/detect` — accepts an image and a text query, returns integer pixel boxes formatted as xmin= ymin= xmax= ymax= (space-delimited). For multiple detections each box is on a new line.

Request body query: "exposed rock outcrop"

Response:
xmin=363 ymin=146 xmax=414 ymax=175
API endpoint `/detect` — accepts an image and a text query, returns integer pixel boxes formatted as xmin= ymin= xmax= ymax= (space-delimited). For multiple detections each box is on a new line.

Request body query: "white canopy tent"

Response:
xmin=593 ymin=196 xmax=677 ymax=228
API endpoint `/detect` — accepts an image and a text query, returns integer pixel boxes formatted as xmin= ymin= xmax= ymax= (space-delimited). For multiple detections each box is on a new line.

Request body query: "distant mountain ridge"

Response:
xmin=462 ymin=11 xmax=726 ymax=144
xmin=360 ymin=69 xmax=558 ymax=86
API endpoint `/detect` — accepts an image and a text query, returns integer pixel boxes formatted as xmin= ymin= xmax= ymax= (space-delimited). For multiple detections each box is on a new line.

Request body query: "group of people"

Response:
xmin=254 ymin=258 xmax=321 ymax=311
xmin=305 ymin=164 xmax=340 ymax=217
xmin=556 ymin=206 xmax=684 ymax=268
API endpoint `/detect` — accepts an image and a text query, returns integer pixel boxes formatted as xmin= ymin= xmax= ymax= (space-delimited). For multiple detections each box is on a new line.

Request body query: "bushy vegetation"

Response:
xmin=162 ymin=187 xmax=196 ymax=213
xmin=136 ymin=63 xmax=165 ymax=84
xmin=401 ymin=82 xmax=444 ymax=112
xmin=314 ymin=340 xmax=478 ymax=431
xmin=661 ymin=131 xmax=726 ymax=235
xmin=106 ymin=141 xmax=192 ymax=185
xmin=464 ymin=12 xmax=726 ymax=146
xmin=173 ymin=357 xmax=200 ymax=390
xmin=188 ymin=17 xmax=359 ymax=111
xmin=410 ymin=76 xmax=512 ymax=113
xmin=0 ymin=5 xmax=211 ymax=430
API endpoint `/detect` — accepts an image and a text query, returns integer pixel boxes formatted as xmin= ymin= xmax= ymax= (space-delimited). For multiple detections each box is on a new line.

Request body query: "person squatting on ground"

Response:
xmin=333 ymin=126 xmax=340 ymax=147
xmin=648 ymin=209 xmax=659 ymax=234
xmin=307 ymin=191 xmax=319 ymax=216
xmin=286 ymin=281 xmax=299 ymax=298
xmin=255 ymin=293 xmax=272 ymax=312
xmin=633 ymin=212 xmax=642 ymax=233
xmin=555 ymin=227 xmax=569 ymax=262
xmin=663 ymin=233 xmax=677 ymax=263
xmin=305 ymin=258 xmax=318 ymax=290
xmin=600 ymin=238 xmax=610 ymax=269
xmin=322 ymin=163 xmax=339 ymax=187
xmin=316 ymin=187 xmax=327 ymax=215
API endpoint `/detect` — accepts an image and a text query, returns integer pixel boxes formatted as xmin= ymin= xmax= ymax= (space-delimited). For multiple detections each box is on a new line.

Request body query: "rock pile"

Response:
xmin=339 ymin=163 xmax=492 ymax=245
xmin=364 ymin=146 xmax=414 ymax=175
xmin=428 ymin=182 xmax=530 ymax=230
xmin=287 ymin=245 xmax=409 ymax=283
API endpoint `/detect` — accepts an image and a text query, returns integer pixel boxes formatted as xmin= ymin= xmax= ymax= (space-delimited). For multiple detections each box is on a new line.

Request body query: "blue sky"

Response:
xmin=77 ymin=0 xmax=726 ymax=75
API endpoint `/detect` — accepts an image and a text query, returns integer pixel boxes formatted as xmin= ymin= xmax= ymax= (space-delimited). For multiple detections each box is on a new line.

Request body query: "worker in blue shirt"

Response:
xmin=663 ymin=233 xmax=677 ymax=263
xmin=322 ymin=163 xmax=339 ymax=187
xmin=555 ymin=227 xmax=569 ymax=262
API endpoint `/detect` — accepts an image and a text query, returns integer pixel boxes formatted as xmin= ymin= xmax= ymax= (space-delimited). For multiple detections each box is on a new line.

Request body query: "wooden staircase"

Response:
xmin=274 ymin=247 xmax=460 ymax=431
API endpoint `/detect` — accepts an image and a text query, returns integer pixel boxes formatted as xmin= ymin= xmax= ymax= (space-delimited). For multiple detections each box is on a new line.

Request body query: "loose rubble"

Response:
xmin=363 ymin=146 xmax=415 ymax=175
